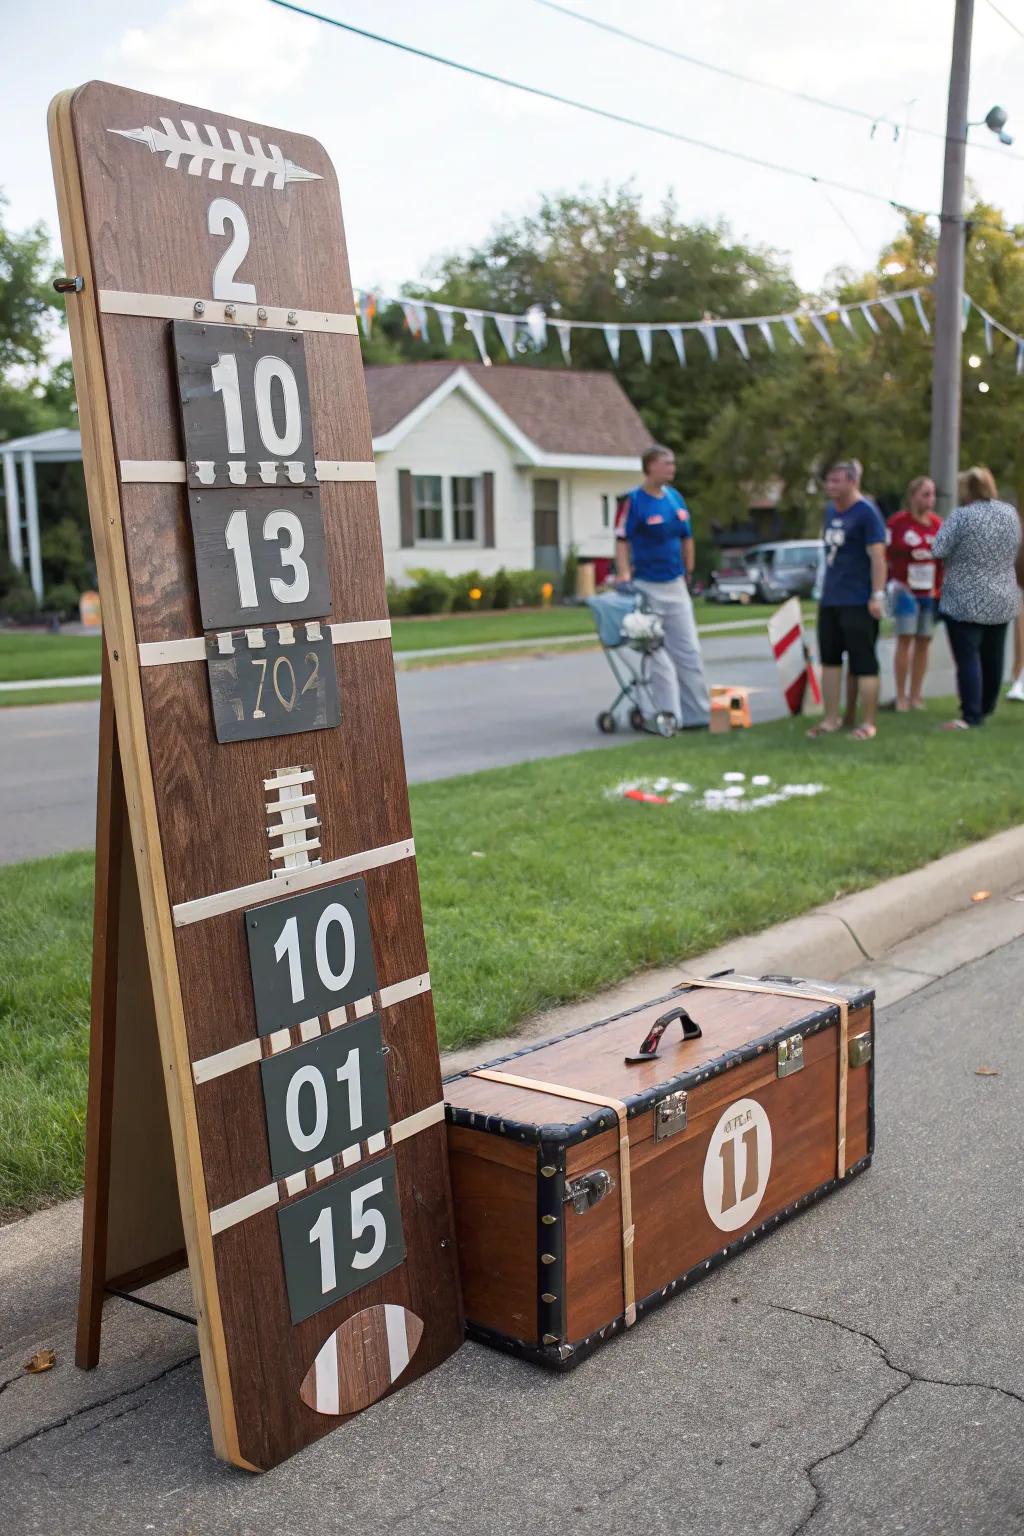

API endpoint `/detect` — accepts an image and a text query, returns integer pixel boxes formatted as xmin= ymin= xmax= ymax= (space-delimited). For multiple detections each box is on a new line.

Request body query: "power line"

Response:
xmin=268 ymin=1 xmax=923 ymax=216
xmin=536 ymin=0 xmax=899 ymax=136
xmin=536 ymin=0 xmax=1024 ymax=163
xmin=983 ymin=0 xmax=1024 ymax=42
xmin=267 ymin=0 xmax=1021 ymax=237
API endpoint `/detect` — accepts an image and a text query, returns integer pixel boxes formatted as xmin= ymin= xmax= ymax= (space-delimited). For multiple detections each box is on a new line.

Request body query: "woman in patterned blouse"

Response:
xmin=933 ymin=466 xmax=1022 ymax=729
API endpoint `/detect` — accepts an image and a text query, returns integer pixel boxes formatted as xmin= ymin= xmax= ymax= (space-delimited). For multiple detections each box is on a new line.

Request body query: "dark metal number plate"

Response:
xmin=260 ymin=1015 xmax=389 ymax=1181
xmin=173 ymin=320 xmax=316 ymax=488
xmin=188 ymin=484 xmax=331 ymax=630
xmin=245 ymin=878 xmax=379 ymax=1036
xmin=205 ymin=624 xmax=339 ymax=744
xmin=278 ymin=1156 xmax=405 ymax=1324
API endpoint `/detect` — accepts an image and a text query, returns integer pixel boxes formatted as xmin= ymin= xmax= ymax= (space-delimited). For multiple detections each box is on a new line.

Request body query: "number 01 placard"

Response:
xmin=50 ymin=79 xmax=463 ymax=1472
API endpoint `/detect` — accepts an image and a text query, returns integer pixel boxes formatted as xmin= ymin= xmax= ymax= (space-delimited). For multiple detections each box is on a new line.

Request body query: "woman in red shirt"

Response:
xmin=886 ymin=475 xmax=942 ymax=711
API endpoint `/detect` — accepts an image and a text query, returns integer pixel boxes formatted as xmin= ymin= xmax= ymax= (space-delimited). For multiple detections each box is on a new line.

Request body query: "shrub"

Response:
xmin=449 ymin=570 xmax=487 ymax=612
xmin=0 ymin=586 xmax=39 ymax=623
xmin=386 ymin=580 xmax=413 ymax=618
xmin=507 ymin=569 xmax=557 ymax=607
xmin=490 ymin=567 xmax=512 ymax=610
xmin=44 ymin=583 xmax=82 ymax=620
xmin=561 ymin=544 xmax=579 ymax=601
xmin=404 ymin=568 xmax=454 ymax=616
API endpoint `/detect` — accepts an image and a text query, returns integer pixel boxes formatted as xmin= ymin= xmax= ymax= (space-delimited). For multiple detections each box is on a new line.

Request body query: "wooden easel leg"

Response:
xmin=76 ymin=653 xmax=124 ymax=1369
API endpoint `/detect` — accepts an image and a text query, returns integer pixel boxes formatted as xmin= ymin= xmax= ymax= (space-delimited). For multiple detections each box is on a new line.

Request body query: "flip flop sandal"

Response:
xmin=806 ymin=721 xmax=843 ymax=739
xmin=850 ymin=724 xmax=877 ymax=740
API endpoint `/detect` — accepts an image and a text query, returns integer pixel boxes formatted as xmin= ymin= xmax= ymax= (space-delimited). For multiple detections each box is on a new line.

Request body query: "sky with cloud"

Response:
xmin=4 ymin=0 xmax=1024 ymax=307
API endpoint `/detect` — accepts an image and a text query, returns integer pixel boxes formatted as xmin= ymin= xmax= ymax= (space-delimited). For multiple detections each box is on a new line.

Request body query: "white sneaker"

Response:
xmin=1007 ymin=673 xmax=1024 ymax=701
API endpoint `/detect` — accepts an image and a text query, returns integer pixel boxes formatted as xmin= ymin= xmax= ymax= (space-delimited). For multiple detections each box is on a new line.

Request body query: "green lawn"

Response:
xmin=0 ymin=631 xmax=102 ymax=681
xmin=0 ymin=685 xmax=102 ymax=708
xmin=389 ymin=599 xmax=789 ymax=652
xmin=2 ymin=696 xmax=1023 ymax=1217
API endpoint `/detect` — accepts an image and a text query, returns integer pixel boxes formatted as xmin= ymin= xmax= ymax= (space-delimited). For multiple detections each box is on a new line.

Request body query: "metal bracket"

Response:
xmin=563 ymin=1169 xmax=613 ymax=1215
xmin=53 ymin=275 xmax=84 ymax=294
xmin=777 ymin=1034 xmax=805 ymax=1078
xmin=848 ymin=1032 xmax=873 ymax=1068
xmin=654 ymin=1089 xmax=688 ymax=1142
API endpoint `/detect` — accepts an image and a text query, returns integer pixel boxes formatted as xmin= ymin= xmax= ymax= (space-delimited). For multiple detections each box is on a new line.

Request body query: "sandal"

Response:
xmin=940 ymin=719 xmax=971 ymax=731
xmin=806 ymin=720 xmax=843 ymax=739
xmin=850 ymin=724 xmax=877 ymax=740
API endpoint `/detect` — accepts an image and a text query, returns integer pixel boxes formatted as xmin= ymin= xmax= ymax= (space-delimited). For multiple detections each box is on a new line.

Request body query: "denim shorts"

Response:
xmin=893 ymin=596 xmax=937 ymax=639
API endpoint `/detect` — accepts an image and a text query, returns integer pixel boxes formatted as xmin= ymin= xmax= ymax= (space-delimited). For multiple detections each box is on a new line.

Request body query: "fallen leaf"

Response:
xmin=975 ymin=1067 xmax=1001 ymax=1077
xmin=470 ymin=851 xmax=485 ymax=858
xmin=23 ymin=1348 xmax=56 ymax=1374
xmin=971 ymin=890 xmax=991 ymax=903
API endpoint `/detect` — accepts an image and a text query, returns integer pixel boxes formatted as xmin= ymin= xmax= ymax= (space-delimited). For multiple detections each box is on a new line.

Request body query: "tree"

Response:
xmin=368 ymin=186 xmax=800 ymax=487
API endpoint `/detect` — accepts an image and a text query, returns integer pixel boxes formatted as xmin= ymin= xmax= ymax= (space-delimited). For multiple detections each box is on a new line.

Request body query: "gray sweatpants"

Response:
xmin=634 ymin=577 xmax=710 ymax=727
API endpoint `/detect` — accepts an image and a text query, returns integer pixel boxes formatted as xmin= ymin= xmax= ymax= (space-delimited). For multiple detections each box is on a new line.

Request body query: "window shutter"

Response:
xmin=398 ymin=469 xmax=414 ymax=548
xmin=483 ymin=471 xmax=495 ymax=548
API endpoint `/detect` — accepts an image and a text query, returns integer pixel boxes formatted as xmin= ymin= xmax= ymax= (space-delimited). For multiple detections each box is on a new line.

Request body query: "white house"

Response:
xmin=365 ymin=362 xmax=654 ymax=581
xmin=2 ymin=365 xmax=653 ymax=596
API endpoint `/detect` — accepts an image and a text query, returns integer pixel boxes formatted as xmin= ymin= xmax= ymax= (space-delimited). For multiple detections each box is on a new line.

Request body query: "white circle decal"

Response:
xmin=702 ymin=1097 xmax=773 ymax=1232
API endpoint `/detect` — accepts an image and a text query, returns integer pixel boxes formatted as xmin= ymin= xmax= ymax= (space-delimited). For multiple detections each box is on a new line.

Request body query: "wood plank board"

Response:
xmin=50 ymin=79 xmax=462 ymax=1471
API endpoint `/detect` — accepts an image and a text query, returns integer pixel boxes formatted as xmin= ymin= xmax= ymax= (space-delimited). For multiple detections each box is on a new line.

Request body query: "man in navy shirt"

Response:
xmin=615 ymin=444 xmax=710 ymax=729
xmin=809 ymin=459 xmax=888 ymax=740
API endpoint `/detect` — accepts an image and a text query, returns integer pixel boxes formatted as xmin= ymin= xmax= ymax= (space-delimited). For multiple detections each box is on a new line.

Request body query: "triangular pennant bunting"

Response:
xmin=784 ymin=315 xmax=805 ymax=347
xmin=553 ymin=321 xmax=572 ymax=365
xmin=809 ymin=313 xmax=833 ymax=348
xmin=757 ymin=320 xmax=775 ymax=351
xmin=911 ymin=291 xmax=930 ymax=335
xmin=839 ymin=308 xmax=856 ymax=336
xmin=414 ymin=301 xmax=430 ymax=341
xmin=726 ymin=320 xmax=749 ymax=360
xmin=603 ymin=324 xmax=621 ymax=364
xmin=861 ymin=302 xmax=881 ymax=335
xmin=667 ymin=325 xmax=686 ymax=365
xmin=464 ymin=309 xmax=489 ymax=362
xmin=880 ymin=296 xmax=905 ymax=330
xmin=700 ymin=322 xmax=719 ymax=361
xmin=962 ymin=294 xmax=971 ymax=333
xmin=635 ymin=324 xmax=653 ymax=365
xmin=525 ymin=304 xmax=547 ymax=351
xmin=984 ymin=313 xmax=994 ymax=353
xmin=1017 ymin=343 xmax=1024 ymax=375
xmin=494 ymin=313 xmax=517 ymax=359
xmin=437 ymin=306 xmax=455 ymax=347
xmin=401 ymin=300 xmax=422 ymax=339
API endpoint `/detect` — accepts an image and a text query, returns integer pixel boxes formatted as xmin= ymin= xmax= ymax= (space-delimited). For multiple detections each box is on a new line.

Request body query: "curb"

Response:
xmin=441 ymin=823 xmax=1024 ymax=1075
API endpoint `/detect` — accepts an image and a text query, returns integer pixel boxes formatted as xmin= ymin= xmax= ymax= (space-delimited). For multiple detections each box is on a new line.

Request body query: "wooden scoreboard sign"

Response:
xmin=49 ymin=81 xmax=463 ymax=1471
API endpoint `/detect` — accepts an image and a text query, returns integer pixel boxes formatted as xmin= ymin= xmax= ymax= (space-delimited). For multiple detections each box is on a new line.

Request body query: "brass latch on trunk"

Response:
xmin=777 ymin=1034 xmax=805 ymax=1078
xmin=563 ymin=1169 xmax=613 ymax=1214
xmin=848 ymin=1032 xmax=873 ymax=1068
xmin=654 ymin=1089 xmax=688 ymax=1141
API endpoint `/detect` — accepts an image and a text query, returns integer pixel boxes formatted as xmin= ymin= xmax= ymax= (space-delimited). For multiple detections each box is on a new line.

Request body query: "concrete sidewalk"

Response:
xmin=2 ymin=896 xmax=1023 ymax=1533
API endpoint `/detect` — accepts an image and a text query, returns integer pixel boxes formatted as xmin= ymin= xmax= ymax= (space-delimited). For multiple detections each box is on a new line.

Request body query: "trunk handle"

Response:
xmin=625 ymin=1005 xmax=702 ymax=1065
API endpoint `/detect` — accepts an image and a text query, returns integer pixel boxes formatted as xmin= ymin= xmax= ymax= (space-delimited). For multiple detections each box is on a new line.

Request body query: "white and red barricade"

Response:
xmin=768 ymin=597 xmax=822 ymax=715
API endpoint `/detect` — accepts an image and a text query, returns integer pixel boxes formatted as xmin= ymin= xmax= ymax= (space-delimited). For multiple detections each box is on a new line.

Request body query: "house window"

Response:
xmin=451 ymin=476 xmax=479 ymax=542
xmin=413 ymin=475 xmax=444 ymax=541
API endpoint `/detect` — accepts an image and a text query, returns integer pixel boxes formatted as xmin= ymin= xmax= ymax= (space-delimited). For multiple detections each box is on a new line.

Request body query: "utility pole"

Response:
xmin=929 ymin=0 xmax=974 ymax=519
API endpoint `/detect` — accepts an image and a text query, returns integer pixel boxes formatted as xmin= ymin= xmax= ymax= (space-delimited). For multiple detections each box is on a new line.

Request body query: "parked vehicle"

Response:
xmin=744 ymin=540 xmax=822 ymax=602
xmin=706 ymin=563 xmax=760 ymax=604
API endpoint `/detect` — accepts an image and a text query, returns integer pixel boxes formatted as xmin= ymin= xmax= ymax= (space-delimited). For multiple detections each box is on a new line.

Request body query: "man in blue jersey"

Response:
xmin=809 ymin=458 xmax=888 ymax=740
xmin=615 ymin=444 xmax=710 ymax=730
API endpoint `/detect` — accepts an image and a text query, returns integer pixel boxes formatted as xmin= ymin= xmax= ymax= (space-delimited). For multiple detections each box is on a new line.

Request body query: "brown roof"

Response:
xmin=364 ymin=362 xmax=654 ymax=458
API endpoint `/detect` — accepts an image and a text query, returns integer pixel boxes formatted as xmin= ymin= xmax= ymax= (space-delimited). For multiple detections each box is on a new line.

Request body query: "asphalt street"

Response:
xmin=1 ymin=928 xmax=1021 ymax=1534
xmin=0 ymin=629 xmax=960 ymax=863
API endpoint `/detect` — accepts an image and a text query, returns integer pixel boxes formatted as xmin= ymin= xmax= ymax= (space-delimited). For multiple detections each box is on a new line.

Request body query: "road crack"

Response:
xmin=0 ymin=1353 xmax=199 ymax=1458
xmin=769 ymin=1303 xmax=1024 ymax=1535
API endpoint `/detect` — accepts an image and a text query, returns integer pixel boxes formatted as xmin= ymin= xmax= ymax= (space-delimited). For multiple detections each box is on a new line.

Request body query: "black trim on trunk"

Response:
xmin=465 ymin=1154 xmax=873 ymax=1370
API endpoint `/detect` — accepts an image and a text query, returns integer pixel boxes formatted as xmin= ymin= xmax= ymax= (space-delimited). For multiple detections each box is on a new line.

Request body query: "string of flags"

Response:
xmin=355 ymin=284 xmax=1024 ymax=373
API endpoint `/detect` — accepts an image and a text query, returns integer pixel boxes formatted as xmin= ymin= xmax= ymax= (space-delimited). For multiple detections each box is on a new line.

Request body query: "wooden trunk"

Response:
xmin=445 ymin=975 xmax=874 ymax=1367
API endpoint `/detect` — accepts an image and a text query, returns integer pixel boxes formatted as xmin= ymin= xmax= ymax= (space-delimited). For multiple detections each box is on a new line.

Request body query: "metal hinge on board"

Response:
xmin=563 ymin=1169 xmax=614 ymax=1214
xmin=848 ymin=1032 xmax=873 ymax=1068
xmin=654 ymin=1089 xmax=688 ymax=1142
xmin=776 ymin=1034 xmax=805 ymax=1078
